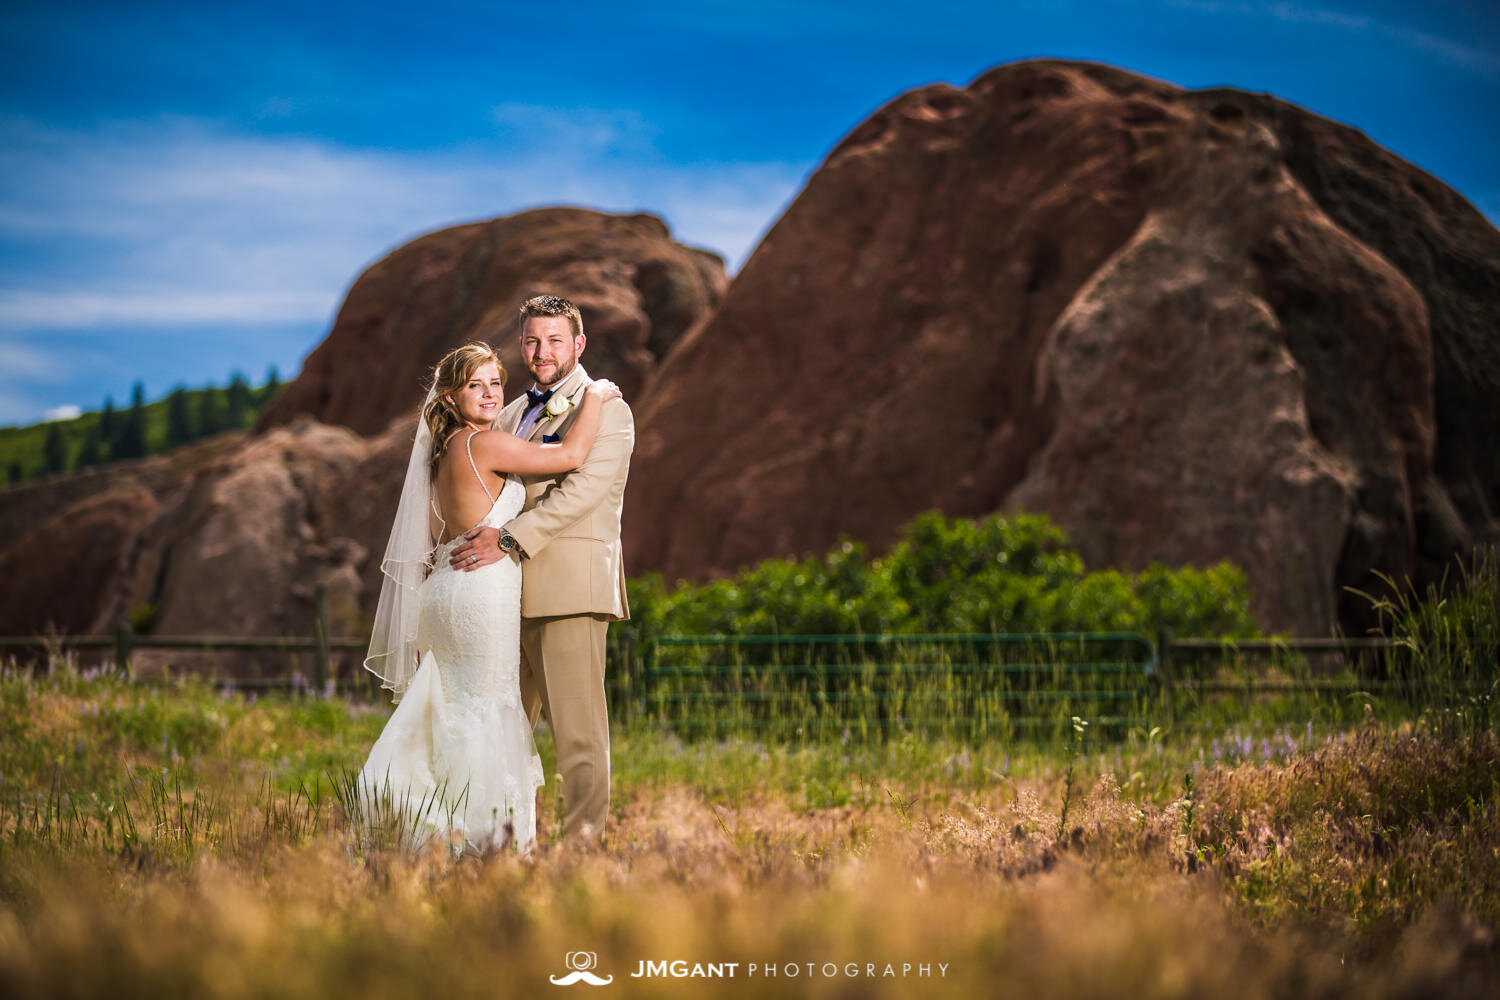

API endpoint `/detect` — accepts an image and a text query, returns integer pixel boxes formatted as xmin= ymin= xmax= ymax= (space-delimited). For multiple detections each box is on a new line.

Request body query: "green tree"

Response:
xmin=6 ymin=461 xmax=21 ymax=486
xmin=42 ymin=422 xmax=67 ymax=474
xmin=166 ymin=387 xmax=195 ymax=446
xmin=77 ymin=424 xmax=104 ymax=467
xmin=262 ymin=365 xmax=281 ymax=403
xmin=118 ymin=382 xmax=147 ymax=459
xmin=197 ymin=386 xmax=225 ymax=436
xmin=226 ymin=372 xmax=251 ymax=429
xmin=99 ymin=396 xmax=116 ymax=440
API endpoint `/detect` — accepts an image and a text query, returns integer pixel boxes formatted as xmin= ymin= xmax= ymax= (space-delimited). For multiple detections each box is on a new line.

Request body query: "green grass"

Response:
xmin=0 ymin=653 xmax=1487 ymax=848
xmin=0 ymin=552 xmax=1492 ymax=996
xmin=1 ymin=656 xmax=1497 ymax=997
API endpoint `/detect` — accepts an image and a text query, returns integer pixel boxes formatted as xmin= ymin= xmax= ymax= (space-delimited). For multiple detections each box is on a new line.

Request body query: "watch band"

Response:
xmin=499 ymin=530 xmax=523 ymax=556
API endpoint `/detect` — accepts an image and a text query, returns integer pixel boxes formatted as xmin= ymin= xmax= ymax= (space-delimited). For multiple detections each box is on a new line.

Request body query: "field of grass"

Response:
xmin=1 ymin=655 xmax=1496 ymax=998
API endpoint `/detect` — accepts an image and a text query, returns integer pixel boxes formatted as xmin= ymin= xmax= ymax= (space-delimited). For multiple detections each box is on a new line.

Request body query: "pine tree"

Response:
xmin=42 ymin=422 xmax=67 ymax=474
xmin=263 ymin=365 xmax=281 ymax=402
xmin=78 ymin=424 xmax=104 ymax=467
xmin=166 ymin=387 xmax=194 ymax=446
xmin=197 ymin=386 xmax=224 ymax=436
xmin=119 ymin=382 xmax=147 ymax=459
xmin=226 ymin=372 xmax=251 ymax=429
xmin=99 ymin=397 xmax=117 ymax=457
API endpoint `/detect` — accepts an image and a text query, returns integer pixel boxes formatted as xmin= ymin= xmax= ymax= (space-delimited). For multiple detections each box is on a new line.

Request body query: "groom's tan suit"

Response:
xmin=497 ymin=363 xmax=632 ymax=836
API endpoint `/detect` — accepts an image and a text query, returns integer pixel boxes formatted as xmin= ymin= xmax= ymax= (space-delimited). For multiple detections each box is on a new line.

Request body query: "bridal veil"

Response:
xmin=363 ymin=385 xmax=444 ymax=702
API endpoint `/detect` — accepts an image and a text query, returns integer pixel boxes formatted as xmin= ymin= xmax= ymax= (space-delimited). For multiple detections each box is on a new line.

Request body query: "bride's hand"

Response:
xmin=586 ymin=378 xmax=622 ymax=402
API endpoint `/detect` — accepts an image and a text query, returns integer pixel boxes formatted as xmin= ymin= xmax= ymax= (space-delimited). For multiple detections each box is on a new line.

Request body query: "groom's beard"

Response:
xmin=530 ymin=355 xmax=578 ymax=387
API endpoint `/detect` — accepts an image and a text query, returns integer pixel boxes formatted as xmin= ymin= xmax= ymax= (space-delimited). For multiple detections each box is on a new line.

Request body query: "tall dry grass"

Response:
xmin=1 ymin=663 xmax=1497 ymax=998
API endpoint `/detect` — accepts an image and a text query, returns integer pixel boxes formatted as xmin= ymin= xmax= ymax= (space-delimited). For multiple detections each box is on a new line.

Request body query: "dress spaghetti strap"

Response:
xmin=464 ymin=430 xmax=494 ymax=503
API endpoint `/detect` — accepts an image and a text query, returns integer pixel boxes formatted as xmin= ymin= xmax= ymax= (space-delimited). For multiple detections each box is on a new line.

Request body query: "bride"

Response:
xmin=354 ymin=341 xmax=619 ymax=855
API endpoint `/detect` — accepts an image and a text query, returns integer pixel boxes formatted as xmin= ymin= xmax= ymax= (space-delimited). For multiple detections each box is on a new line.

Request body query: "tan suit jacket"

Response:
xmin=497 ymin=364 xmax=634 ymax=621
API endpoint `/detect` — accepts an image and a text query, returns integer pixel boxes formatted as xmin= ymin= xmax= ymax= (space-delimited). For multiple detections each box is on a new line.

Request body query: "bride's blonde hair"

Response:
xmin=423 ymin=342 xmax=506 ymax=477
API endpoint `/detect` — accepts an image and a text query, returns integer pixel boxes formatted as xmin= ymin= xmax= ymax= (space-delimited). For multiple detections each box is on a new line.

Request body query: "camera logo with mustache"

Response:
xmin=550 ymin=951 xmax=613 ymax=987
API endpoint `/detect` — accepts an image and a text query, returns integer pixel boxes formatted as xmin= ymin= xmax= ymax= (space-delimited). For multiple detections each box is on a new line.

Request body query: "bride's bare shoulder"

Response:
xmin=465 ymin=428 xmax=524 ymax=469
xmin=467 ymin=428 xmax=512 ymax=449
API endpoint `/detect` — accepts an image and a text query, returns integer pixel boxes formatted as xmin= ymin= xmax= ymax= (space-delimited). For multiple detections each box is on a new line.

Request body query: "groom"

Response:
xmin=448 ymin=294 xmax=634 ymax=840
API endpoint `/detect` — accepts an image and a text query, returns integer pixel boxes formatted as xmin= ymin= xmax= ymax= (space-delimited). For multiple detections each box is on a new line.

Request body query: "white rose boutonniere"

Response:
xmin=543 ymin=393 xmax=574 ymax=420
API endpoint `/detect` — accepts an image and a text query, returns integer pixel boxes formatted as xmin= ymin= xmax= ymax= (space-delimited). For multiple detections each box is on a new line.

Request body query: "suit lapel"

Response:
xmin=497 ymin=395 xmax=527 ymax=435
xmin=525 ymin=365 xmax=589 ymax=442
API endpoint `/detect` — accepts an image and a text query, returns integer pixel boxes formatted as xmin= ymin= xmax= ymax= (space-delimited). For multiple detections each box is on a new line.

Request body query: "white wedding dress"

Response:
xmin=356 ymin=447 xmax=544 ymax=855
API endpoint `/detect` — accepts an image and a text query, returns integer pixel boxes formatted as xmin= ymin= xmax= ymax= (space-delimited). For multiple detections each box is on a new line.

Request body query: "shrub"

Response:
xmin=629 ymin=510 xmax=1259 ymax=644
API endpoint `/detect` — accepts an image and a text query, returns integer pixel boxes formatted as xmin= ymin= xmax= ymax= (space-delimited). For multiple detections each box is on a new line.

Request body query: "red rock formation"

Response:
xmin=0 ymin=423 xmax=376 ymax=678
xmin=627 ymin=60 xmax=1500 ymax=636
xmin=0 ymin=206 xmax=727 ymax=676
xmin=0 ymin=484 xmax=161 ymax=637
xmin=4 ymin=62 xmax=1496 ymax=648
xmin=258 ymin=208 xmax=727 ymax=436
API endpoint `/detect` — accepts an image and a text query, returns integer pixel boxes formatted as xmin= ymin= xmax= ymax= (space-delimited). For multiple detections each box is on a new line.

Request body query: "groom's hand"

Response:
xmin=449 ymin=526 xmax=503 ymax=572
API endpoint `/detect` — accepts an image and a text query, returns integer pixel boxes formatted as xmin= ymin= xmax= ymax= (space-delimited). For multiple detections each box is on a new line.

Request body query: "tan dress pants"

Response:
xmin=519 ymin=613 xmax=611 ymax=838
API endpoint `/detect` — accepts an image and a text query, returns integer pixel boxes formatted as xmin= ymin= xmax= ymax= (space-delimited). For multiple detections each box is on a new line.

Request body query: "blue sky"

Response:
xmin=1 ymin=0 xmax=1496 ymax=425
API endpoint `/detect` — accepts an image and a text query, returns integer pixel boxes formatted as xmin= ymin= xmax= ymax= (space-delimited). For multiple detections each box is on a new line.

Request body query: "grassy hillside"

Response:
xmin=0 ymin=372 xmax=283 ymax=486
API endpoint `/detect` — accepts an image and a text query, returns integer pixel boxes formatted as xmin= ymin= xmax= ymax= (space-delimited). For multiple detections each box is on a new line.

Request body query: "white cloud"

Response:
xmin=0 ymin=114 xmax=805 ymax=334
xmin=0 ymin=289 xmax=334 ymax=329
xmin=1164 ymin=1 xmax=1500 ymax=77
xmin=0 ymin=341 xmax=58 ymax=379
xmin=1264 ymin=1 xmax=1369 ymax=31
xmin=1393 ymin=24 xmax=1500 ymax=76
xmin=0 ymin=339 xmax=115 ymax=425
xmin=42 ymin=404 xmax=81 ymax=422
xmin=490 ymin=103 xmax=660 ymax=154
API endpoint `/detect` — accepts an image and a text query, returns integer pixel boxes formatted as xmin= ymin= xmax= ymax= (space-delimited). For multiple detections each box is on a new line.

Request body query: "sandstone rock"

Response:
xmin=257 ymin=208 xmax=727 ymax=436
xmin=0 ymin=421 xmax=377 ymax=680
xmin=4 ymin=61 xmax=1495 ymax=648
xmin=0 ymin=484 xmax=161 ymax=637
xmin=133 ymin=419 xmax=370 ymax=677
xmin=628 ymin=60 xmax=1499 ymax=636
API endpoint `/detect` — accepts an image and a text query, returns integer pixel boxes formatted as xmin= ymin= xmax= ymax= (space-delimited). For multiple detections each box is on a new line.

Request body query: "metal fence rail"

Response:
xmin=0 ymin=586 xmax=365 ymax=693
xmin=634 ymin=632 xmax=1160 ymax=739
xmin=6 ymin=624 xmax=1488 ymax=740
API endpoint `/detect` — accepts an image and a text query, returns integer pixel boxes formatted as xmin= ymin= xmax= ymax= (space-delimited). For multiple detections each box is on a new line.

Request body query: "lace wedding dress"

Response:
xmin=356 ymin=440 xmax=544 ymax=855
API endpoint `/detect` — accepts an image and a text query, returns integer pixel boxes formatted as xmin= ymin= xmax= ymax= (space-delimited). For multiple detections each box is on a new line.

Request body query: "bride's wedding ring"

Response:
xmin=470 ymin=555 xmax=477 ymax=564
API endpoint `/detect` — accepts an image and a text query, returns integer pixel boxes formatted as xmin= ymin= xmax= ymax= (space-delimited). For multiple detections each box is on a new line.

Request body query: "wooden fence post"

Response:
xmin=313 ymin=585 xmax=331 ymax=697
xmin=114 ymin=622 xmax=133 ymax=681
